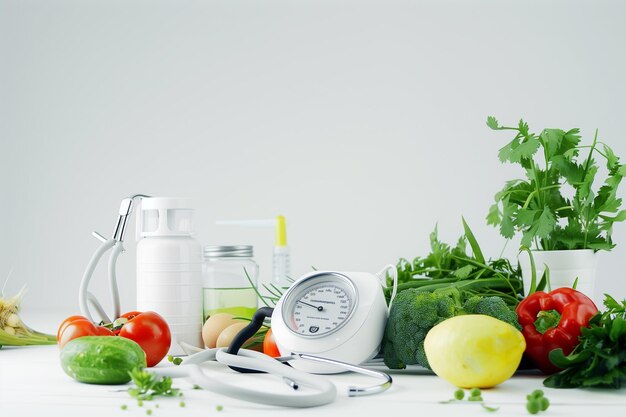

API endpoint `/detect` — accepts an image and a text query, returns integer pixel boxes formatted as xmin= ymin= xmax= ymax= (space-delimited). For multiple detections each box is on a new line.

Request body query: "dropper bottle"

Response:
xmin=272 ymin=215 xmax=290 ymax=288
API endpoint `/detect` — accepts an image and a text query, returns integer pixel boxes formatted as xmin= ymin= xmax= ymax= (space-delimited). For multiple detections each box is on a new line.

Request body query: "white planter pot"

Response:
xmin=518 ymin=249 xmax=598 ymax=298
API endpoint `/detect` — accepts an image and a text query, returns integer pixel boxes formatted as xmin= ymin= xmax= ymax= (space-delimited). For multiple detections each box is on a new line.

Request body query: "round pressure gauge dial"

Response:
xmin=281 ymin=273 xmax=357 ymax=337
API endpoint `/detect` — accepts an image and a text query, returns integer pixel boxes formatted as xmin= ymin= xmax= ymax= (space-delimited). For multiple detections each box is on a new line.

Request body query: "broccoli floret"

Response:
xmin=462 ymin=295 xmax=521 ymax=330
xmin=382 ymin=291 xmax=521 ymax=370
xmin=382 ymin=289 xmax=460 ymax=370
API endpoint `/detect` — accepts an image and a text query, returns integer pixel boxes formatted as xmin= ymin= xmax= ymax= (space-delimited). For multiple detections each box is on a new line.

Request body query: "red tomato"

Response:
xmin=263 ymin=328 xmax=281 ymax=358
xmin=120 ymin=311 xmax=142 ymax=320
xmin=57 ymin=315 xmax=87 ymax=340
xmin=57 ymin=311 xmax=170 ymax=367
xmin=118 ymin=311 xmax=171 ymax=367
xmin=56 ymin=315 xmax=114 ymax=348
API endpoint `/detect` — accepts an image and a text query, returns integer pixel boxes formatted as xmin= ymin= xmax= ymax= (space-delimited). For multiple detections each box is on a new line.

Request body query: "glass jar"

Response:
xmin=202 ymin=245 xmax=259 ymax=321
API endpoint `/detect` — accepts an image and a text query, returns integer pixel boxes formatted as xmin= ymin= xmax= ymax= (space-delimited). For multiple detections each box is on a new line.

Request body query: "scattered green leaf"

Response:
xmin=127 ymin=368 xmax=181 ymax=401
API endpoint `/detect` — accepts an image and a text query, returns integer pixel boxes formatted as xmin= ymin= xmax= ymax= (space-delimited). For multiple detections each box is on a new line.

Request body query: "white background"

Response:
xmin=2 ymin=0 xmax=626 ymax=320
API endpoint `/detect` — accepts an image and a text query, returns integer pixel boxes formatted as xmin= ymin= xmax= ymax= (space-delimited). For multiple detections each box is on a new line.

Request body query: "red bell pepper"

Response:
xmin=516 ymin=287 xmax=598 ymax=374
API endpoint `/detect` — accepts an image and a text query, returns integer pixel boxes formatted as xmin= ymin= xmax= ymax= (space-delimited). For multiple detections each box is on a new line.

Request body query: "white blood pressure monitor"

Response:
xmin=271 ymin=270 xmax=390 ymax=374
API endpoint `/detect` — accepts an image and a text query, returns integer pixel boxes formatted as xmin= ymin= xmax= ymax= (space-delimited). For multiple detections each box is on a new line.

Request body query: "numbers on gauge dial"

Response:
xmin=291 ymin=283 xmax=352 ymax=336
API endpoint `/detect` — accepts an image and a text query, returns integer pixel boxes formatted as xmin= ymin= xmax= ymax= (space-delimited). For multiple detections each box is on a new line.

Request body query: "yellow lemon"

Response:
xmin=424 ymin=314 xmax=525 ymax=388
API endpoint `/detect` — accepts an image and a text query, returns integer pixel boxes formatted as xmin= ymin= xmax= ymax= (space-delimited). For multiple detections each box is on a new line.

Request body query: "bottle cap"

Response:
xmin=203 ymin=245 xmax=254 ymax=258
xmin=138 ymin=197 xmax=195 ymax=237
xmin=275 ymin=215 xmax=287 ymax=247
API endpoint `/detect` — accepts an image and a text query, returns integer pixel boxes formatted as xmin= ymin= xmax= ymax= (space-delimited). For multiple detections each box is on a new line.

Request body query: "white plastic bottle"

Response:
xmin=136 ymin=197 xmax=203 ymax=355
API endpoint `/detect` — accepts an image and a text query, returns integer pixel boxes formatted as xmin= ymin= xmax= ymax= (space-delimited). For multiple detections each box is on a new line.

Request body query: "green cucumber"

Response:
xmin=60 ymin=336 xmax=147 ymax=384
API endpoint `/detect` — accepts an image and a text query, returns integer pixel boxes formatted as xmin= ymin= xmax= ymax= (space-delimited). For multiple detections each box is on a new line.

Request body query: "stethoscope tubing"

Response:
xmin=149 ymin=348 xmax=337 ymax=408
xmin=78 ymin=238 xmax=117 ymax=323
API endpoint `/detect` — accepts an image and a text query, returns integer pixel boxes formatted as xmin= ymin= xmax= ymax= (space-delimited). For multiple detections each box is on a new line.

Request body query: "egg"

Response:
xmin=202 ymin=313 xmax=238 ymax=348
xmin=216 ymin=322 xmax=249 ymax=348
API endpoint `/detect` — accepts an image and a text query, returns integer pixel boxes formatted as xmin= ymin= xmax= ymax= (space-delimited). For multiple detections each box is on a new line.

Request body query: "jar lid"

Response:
xmin=203 ymin=245 xmax=253 ymax=258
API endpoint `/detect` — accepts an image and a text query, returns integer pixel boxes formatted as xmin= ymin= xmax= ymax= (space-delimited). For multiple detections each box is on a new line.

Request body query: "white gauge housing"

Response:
xmin=271 ymin=270 xmax=389 ymax=374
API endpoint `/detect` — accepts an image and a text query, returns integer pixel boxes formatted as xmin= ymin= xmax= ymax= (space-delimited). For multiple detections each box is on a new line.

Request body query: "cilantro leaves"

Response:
xmin=486 ymin=117 xmax=626 ymax=251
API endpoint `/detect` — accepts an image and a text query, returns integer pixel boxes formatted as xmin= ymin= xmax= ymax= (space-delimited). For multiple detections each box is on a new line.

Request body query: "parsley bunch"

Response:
xmin=543 ymin=294 xmax=626 ymax=388
xmin=486 ymin=117 xmax=626 ymax=251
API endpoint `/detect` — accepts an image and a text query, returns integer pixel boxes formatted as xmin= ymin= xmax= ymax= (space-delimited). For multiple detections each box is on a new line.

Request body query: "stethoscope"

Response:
xmin=149 ymin=307 xmax=392 ymax=408
xmin=78 ymin=194 xmax=150 ymax=323
xmin=151 ymin=349 xmax=392 ymax=407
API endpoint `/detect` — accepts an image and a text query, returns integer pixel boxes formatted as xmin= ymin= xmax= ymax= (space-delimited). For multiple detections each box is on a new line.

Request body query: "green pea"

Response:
xmin=539 ymin=397 xmax=550 ymax=411
xmin=454 ymin=389 xmax=465 ymax=400
xmin=526 ymin=399 xmax=540 ymax=415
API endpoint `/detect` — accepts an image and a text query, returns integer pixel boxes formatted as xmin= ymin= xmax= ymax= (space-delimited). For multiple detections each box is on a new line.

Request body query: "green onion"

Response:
xmin=0 ymin=288 xmax=56 ymax=347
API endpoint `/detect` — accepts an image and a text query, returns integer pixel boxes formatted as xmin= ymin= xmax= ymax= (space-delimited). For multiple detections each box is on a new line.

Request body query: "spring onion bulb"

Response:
xmin=0 ymin=288 xmax=56 ymax=348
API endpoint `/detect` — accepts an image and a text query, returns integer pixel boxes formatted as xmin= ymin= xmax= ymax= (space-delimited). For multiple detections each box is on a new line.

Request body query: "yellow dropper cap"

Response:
xmin=275 ymin=215 xmax=287 ymax=247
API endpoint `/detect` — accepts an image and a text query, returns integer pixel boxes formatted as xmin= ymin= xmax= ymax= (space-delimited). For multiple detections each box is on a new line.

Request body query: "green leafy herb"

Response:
xmin=487 ymin=116 xmax=626 ymax=251
xmin=127 ymin=368 xmax=181 ymax=401
xmin=389 ymin=218 xmax=523 ymax=307
xmin=543 ymin=294 xmax=626 ymax=388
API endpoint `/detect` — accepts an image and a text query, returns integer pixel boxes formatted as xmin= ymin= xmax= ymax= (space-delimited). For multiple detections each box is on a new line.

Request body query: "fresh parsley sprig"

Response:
xmin=486 ymin=116 xmax=626 ymax=251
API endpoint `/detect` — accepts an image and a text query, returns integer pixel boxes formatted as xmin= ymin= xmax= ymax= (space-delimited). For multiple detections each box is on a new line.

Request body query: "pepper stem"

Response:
xmin=534 ymin=310 xmax=561 ymax=334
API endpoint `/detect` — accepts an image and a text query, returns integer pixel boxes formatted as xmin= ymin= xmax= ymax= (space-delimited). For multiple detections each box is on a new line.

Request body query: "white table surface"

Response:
xmin=1 ymin=315 xmax=626 ymax=417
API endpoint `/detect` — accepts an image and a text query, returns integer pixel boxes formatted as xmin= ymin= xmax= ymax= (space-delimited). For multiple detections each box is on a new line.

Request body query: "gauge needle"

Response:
xmin=297 ymin=300 xmax=323 ymax=312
